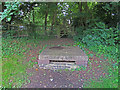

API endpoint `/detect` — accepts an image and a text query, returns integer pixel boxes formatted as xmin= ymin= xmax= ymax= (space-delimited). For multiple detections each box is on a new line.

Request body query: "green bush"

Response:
xmin=74 ymin=22 xmax=119 ymax=46
xmin=82 ymin=25 xmax=118 ymax=47
xmin=74 ymin=22 xmax=118 ymax=88
xmin=73 ymin=26 xmax=85 ymax=41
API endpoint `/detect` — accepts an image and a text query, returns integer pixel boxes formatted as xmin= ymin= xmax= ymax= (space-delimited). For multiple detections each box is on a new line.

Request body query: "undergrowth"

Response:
xmin=73 ymin=22 xmax=119 ymax=88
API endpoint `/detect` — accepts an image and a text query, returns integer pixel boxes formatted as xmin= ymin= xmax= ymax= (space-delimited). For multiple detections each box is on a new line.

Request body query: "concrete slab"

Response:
xmin=38 ymin=46 xmax=88 ymax=70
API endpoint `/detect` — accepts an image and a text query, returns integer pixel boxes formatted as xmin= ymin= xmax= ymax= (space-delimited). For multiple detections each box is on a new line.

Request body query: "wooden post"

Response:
xmin=8 ymin=23 xmax=10 ymax=30
xmin=18 ymin=25 xmax=20 ymax=36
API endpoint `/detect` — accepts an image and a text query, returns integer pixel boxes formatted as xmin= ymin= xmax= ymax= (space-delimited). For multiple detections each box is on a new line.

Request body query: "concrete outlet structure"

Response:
xmin=38 ymin=46 xmax=88 ymax=70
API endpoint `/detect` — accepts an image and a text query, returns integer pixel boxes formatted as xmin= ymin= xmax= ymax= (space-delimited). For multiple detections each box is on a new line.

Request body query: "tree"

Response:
xmin=50 ymin=2 xmax=58 ymax=32
xmin=1 ymin=2 xmax=21 ymax=23
xmin=93 ymin=2 xmax=120 ymax=28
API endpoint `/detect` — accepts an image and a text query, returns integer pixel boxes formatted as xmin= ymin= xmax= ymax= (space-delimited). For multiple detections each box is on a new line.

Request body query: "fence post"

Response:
xmin=18 ymin=25 xmax=20 ymax=36
xmin=7 ymin=23 xmax=11 ymax=36
xmin=8 ymin=23 xmax=10 ymax=30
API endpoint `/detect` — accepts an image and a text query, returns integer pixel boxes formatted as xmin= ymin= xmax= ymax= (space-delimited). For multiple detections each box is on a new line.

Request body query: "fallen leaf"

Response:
xmin=35 ymin=68 xmax=38 ymax=71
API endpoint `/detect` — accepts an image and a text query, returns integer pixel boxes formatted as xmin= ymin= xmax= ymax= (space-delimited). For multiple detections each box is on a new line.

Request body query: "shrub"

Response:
xmin=82 ymin=22 xmax=119 ymax=47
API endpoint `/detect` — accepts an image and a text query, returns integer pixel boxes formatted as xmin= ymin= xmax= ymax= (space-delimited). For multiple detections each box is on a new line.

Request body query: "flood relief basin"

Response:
xmin=38 ymin=46 xmax=88 ymax=70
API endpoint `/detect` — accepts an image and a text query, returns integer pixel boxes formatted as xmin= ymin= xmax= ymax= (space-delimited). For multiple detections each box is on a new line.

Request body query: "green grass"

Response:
xmin=83 ymin=72 xmax=118 ymax=88
xmin=75 ymin=41 xmax=118 ymax=88
xmin=2 ymin=55 xmax=28 ymax=88
xmin=2 ymin=38 xmax=36 ymax=88
xmin=2 ymin=35 xmax=55 ymax=88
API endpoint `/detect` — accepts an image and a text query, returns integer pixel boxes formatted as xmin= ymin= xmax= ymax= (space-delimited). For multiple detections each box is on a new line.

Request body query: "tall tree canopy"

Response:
xmin=1 ymin=2 xmax=119 ymax=30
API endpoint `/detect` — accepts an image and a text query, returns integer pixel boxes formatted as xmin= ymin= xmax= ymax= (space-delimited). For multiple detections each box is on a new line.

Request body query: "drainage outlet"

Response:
xmin=38 ymin=46 xmax=88 ymax=70
xmin=43 ymin=60 xmax=79 ymax=70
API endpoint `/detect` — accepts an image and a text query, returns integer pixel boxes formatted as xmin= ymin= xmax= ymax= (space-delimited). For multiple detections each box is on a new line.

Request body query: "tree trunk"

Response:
xmin=51 ymin=3 xmax=58 ymax=34
xmin=117 ymin=3 xmax=120 ymax=30
xmin=51 ymin=11 xmax=56 ymax=31
xmin=78 ymin=2 xmax=82 ymax=12
xmin=45 ymin=11 xmax=48 ymax=35
xmin=33 ymin=9 xmax=35 ymax=23
xmin=84 ymin=2 xmax=88 ymax=28
xmin=50 ymin=13 xmax=56 ymax=35
xmin=78 ymin=2 xmax=83 ymax=27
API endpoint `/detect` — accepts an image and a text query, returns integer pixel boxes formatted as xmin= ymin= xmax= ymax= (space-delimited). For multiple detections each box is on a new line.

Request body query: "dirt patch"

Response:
xmin=22 ymin=68 xmax=84 ymax=88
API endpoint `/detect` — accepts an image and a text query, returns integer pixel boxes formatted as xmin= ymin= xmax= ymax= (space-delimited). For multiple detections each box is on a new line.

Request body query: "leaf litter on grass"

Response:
xmin=2 ymin=38 xmax=38 ymax=88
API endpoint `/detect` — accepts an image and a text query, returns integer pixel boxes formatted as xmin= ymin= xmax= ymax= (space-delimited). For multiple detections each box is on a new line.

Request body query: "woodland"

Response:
xmin=1 ymin=2 xmax=120 ymax=88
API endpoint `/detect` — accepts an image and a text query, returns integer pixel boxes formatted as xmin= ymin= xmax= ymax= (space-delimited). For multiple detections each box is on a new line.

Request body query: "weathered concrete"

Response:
xmin=38 ymin=46 xmax=88 ymax=70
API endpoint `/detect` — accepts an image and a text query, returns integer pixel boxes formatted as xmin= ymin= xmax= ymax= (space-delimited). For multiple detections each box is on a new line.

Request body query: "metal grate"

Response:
xmin=49 ymin=60 xmax=75 ymax=63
